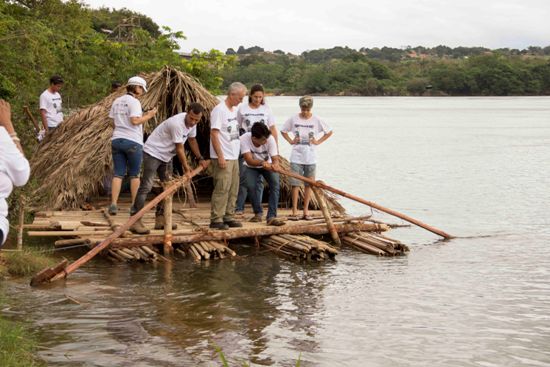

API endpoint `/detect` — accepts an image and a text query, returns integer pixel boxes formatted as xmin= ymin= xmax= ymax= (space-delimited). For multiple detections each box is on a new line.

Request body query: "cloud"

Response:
xmin=83 ymin=0 xmax=550 ymax=53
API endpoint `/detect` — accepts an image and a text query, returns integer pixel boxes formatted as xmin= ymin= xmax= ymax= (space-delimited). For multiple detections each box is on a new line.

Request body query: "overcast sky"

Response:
xmin=83 ymin=0 xmax=550 ymax=53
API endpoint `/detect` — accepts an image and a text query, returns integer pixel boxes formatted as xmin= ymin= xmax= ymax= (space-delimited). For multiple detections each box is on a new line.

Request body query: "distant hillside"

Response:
xmin=222 ymin=45 xmax=550 ymax=96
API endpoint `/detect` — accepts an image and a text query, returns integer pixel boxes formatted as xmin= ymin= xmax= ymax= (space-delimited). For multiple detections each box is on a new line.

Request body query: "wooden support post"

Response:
xmin=17 ymin=199 xmax=25 ymax=250
xmin=163 ymin=193 xmax=174 ymax=256
xmin=312 ymin=186 xmax=341 ymax=247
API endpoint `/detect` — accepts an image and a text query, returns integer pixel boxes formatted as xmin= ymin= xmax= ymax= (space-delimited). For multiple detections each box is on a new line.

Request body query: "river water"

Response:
xmin=2 ymin=97 xmax=550 ymax=366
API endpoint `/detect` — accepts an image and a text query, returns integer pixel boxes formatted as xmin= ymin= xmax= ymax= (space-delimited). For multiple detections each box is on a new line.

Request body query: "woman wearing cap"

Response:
xmin=108 ymin=76 xmax=157 ymax=215
xmin=281 ymin=96 xmax=333 ymax=220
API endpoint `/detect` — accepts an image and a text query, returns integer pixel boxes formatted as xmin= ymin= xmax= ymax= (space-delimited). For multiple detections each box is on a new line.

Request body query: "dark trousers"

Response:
xmin=131 ymin=152 xmax=171 ymax=216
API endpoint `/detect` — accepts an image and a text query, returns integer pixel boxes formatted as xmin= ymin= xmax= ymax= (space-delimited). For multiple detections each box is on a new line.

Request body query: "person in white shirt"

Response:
xmin=108 ymin=76 xmax=157 ymax=217
xmin=0 ymin=99 xmax=30 ymax=247
xmin=129 ymin=103 xmax=210 ymax=234
xmin=209 ymin=82 xmax=247 ymax=230
xmin=240 ymin=123 xmax=285 ymax=226
xmin=39 ymin=75 xmax=64 ymax=134
xmin=281 ymin=96 xmax=333 ymax=220
xmin=235 ymin=84 xmax=278 ymax=214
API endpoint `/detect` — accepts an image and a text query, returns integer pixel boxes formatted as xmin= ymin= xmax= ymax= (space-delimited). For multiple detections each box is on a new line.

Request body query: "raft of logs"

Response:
xmin=104 ymin=241 xmax=237 ymax=263
xmin=342 ymin=232 xmax=409 ymax=256
xmin=261 ymin=234 xmax=338 ymax=262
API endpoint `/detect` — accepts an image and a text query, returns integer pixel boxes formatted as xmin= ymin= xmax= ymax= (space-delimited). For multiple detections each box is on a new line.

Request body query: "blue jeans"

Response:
xmin=131 ymin=153 xmax=171 ymax=216
xmin=112 ymin=138 xmax=143 ymax=178
xmin=236 ymin=155 xmax=263 ymax=211
xmin=245 ymin=167 xmax=280 ymax=220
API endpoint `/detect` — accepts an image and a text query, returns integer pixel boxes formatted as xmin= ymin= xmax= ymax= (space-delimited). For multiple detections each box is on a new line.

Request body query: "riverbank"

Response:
xmin=1 ymin=250 xmax=55 ymax=367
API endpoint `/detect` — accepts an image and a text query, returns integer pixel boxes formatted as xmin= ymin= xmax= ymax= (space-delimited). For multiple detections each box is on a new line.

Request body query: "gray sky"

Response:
xmin=83 ymin=0 xmax=550 ymax=53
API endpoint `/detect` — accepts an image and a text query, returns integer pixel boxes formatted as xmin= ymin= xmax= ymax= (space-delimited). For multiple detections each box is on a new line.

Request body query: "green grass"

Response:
xmin=0 ymin=318 xmax=45 ymax=367
xmin=0 ymin=293 xmax=45 ymax=367
xmin=1 ymin=249 xmax=56 ymax=277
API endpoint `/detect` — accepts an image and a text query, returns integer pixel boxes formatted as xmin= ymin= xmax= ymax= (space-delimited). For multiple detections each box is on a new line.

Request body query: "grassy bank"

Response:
xmin=0 ymin=249 xmax=55 ymax=366
xmin=0 ymin=311 xmax=45 ymax=367
xmin=0 ymin=249 xmax=56 ymax=278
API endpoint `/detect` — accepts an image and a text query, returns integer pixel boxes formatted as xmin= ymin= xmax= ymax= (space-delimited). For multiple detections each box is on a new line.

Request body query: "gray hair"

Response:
xmin=228 ymin=82 xmax=247 ymax=95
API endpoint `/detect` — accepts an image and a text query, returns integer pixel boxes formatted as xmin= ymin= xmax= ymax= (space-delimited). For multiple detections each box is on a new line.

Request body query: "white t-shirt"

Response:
xmin=281 ymin=114 xmax=332 ymax=165
xmin=109 ymin=94 xmax=144 ymax=145
xmin=39 ymin=89 xmax=63 ymax=128
xmin=240 ymin=132 xmax=278 ymax=168
xmin=209 ymin=102 xmax=240 ymax=160
xmin=144 ymin=113 xmax=197 ymax=163
xmin=0 ymin=127 xmax=30 ymax=245
xmin=237 ymin=103 xmax=275 ymax=133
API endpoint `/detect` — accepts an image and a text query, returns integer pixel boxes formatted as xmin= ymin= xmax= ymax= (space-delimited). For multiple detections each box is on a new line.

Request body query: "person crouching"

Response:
xmin=129 ymin=103 xmax=209 ymax=234
xmin=240 ymin=122 xmax=285 ymax=226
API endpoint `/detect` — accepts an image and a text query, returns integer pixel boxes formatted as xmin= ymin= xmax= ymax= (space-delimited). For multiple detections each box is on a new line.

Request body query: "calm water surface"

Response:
xmin=2 ymin=97 xmax=550 ymax=366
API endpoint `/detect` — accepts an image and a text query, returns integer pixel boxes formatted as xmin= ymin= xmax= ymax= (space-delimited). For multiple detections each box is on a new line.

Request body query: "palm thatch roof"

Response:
xmin=30 ymin=66 xmax=344 ymax=214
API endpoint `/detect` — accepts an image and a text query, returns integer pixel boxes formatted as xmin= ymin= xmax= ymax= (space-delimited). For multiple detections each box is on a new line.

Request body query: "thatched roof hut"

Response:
xmin=30 ymin=66 xmax=344 ymax=213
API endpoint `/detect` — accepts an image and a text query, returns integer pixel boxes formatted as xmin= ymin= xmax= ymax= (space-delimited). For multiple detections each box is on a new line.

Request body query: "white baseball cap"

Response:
xmin=127 ymin=76 xmax=148 ymax=92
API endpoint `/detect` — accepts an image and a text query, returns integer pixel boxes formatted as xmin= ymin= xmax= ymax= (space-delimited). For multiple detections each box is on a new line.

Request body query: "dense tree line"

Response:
xmin=0 ymin=0 xmax=233 ymax=146
xmin=222 ymin=46 xmax=550 ymax=96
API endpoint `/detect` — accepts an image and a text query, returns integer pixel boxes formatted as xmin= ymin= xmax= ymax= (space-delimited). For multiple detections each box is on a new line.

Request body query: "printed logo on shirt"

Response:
xmin=227 ymin=125 xmax=240 ymax=141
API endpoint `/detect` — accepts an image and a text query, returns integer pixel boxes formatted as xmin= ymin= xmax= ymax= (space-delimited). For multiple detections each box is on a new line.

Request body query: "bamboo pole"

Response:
xmin=163 ymin=192 xmax=173 ymax=256
xmin=17 ymin=199 xmax=25 ymax=250
xmin=108 ymin=222 xmax=387 ymax=249
xmin=30 ymin=166 xmax=204 ymax=286
xmin=312 ymin=186 xmax=341 ymax=246
xmin=23 ymin=105 xmax=40 ymax=133
xmin=274 ymin=167 xmax=453 ymax=239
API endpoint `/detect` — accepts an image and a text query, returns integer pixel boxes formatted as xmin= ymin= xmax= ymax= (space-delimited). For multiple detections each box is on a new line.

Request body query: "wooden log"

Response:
xmin=30 ymin=166 xmax=205 ymax=286
xmin=191 ymin=243 xmax=209 ymax=259
xmin=134 ymin=247 xmax=150 ymax=260
xmin=114 ymin=249 xmax=134 ymax=261
xmin=28 ymin=230 xmax=116 ymax=237
xmin=188 ymin=245 xmax=202 ymax=261
xmin=29 ymin=260 xmax=68 ymax=286
xmin=109 ymin=222 xmax=386 ymax=249
xmin=175 ymin=248 xmax=187 ymax=258
xmin=108 ymin=249 xmax=127 ymax=262
xmin=141 ymin=246 xmax=157 ymax=257
xmin=163 ymin=192 xmax=174 ymax=256
xmin=312 ymin=186 xmax=341 ymax=247
xmin=54 ymin=238 xmax=91 ymax=247
xmin=80 ymin=220 xmax=110 ymax=227
xmin=274 ymin=167 xmax=453 ymax=239
xmin=342 ymin=236 xmax=386 ymax=256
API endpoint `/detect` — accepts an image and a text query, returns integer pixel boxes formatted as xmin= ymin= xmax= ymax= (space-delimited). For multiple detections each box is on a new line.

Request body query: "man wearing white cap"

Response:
xmin=108 ymin=76 xmax=157 ymax=228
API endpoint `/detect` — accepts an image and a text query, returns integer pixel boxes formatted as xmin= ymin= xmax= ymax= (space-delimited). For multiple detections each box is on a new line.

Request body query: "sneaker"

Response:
xmin=154 ymin=215 xmax=177 ymax=230
xmin=210 ymin=222 xmax=229 ymax=230
xmin=224 ymin=220 xmax=243 ymax=228
xmin=108 ymin=203 xmax=118 ymax=215
xmin=249 ymin=214 xmax=262 ymax=223
xmin=234 ymin=210 xmax=244 ymax=216
xmin=130 ymin=218 xmax=150 ymax=235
